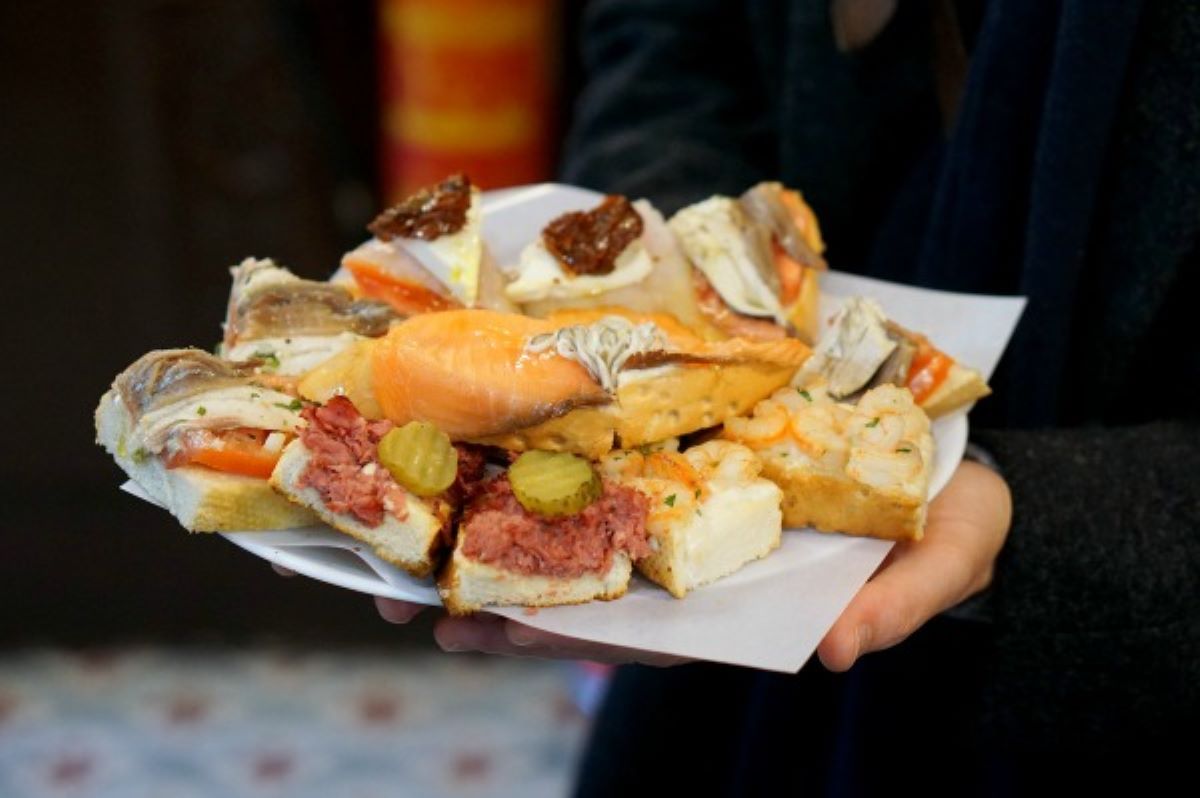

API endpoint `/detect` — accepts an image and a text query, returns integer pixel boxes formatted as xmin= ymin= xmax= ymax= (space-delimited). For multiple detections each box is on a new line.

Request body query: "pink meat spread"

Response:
xmin=297 ymin=396 xmax=407 ymax=527
xmin=461 ymin=475 xmax=651 ymax=578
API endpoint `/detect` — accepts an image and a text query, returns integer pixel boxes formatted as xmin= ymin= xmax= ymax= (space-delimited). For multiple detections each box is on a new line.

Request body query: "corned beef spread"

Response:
xmin=297 ymin=396 xmax=487 ymax=530
xmin=460 ymin=475 xmax=651 ymax=578
xmin=297 ymin=396 xmax=406 ymax=526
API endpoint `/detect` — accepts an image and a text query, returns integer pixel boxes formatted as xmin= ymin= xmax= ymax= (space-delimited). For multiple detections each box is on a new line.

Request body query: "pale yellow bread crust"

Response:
xmin=95 ymin=390 xmax=315 ymax=532
xmin=784 ymin=267 xmax=822 ymax=345
xmin=268 ymin=440 xmax=447 ymax=578
xmin=437 ymin=533 xmax=632 ymax=616
xmin=474 ymin=356 xmax=805 ymax=458
xmin=921 ymin=362 xmax=991 ymax=419
xmin=300 ymin=313 xmax=809 ymax=457
xmin=635 ymin=499 xmax=781 ymax=598
xmin=723 ymin=384 xmax=932 ymax=542
xmin=766 ymin=463 xmax=926 ymax=542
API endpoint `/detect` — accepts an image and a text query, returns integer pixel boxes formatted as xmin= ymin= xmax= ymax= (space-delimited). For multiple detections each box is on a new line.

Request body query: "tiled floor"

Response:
xmin=0 ymin=649 xmax=593 ymax=797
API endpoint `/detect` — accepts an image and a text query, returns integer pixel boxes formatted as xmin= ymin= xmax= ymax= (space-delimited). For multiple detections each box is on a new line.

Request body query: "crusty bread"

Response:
xmin=95 ymin=390 xmax=314 ymax=532
xmin=601 ymin=441 xmax=784 ymax=598
xmin=438 ymin=533 xmax=633 ymax=615
xmin=474 ymin=355 xmax=806 ymax=458
xmin=299 ymin=310 xmax=809 ymax=458
xmin=724 ymin=384 xmax=933 ymax=542
xmin=784 ymin=267 xmax=822 ymax=345
xmin=920 ymin=362 xmax=991 ymax=418
xmin=268 ymin=439 xmax=447 ymax=578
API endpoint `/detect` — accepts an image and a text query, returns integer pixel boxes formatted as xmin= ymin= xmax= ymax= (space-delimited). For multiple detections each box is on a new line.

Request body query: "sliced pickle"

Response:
xmin=378 ymin=421 xmax=458 ymax=497
xmin=509 ymin=450 xmax=602 ymax=517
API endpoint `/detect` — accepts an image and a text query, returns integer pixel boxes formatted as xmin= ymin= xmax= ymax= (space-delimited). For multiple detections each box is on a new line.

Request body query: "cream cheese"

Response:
xmin=225 ymin=332 xmax=364 ymax=377
xmin=524 ymin=315 xmax=669 ymax=392
xmin=504 ymin=236 xmax=653 ymax=303
xmin=400 ymin=188 xmax=483 ymax=304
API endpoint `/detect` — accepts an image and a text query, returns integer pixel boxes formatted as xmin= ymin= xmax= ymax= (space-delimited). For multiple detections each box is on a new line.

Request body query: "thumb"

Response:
xmin=816 ymin=536 xmax=973 ymax=671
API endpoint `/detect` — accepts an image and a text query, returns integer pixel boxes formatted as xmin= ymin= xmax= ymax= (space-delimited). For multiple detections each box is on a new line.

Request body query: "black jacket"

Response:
xmin=563 ymin=0 xmax=1200 ymax=793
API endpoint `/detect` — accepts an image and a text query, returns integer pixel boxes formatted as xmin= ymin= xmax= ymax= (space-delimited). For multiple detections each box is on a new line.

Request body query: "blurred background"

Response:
xmin=0 ymin=1 xmax=601 ymax=794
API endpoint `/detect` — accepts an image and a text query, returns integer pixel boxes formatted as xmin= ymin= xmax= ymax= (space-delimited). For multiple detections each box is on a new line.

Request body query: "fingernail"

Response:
xmin=509 ymin=629 xmax=534 ymax=647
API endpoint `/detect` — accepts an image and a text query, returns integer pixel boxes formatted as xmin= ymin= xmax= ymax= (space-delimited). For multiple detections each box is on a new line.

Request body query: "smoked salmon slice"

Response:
xmin=371 ymin=310 xmax=611 ymax=439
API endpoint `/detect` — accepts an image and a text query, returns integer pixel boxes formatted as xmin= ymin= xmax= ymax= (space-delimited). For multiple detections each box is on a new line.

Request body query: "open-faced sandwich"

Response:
xmin=220 ymin=257 xmax=400 ymax=376
xmin=724 ymin=383 xmax=933 ymax=541
xmin=269 ymin=396 xmax=485 ymax=577
xmin=599 ymin=440 xmax=783 ymax=598
xmin=793 ymin=296 xmax=990 ymax=418
xmin=498 ymin=194 xmax=708 ymax=333
xmin=340 ymin=173 xmax=518 ymax=314
xmin=296 ymin=308 xmax=810 ymax=459
xmin=670 ymin=181 xmax=827 ymax=343
xmin=95 ymin=349 xmax=315 ymax=531
xmin=439 ymin=448 xmax=653 ymax=614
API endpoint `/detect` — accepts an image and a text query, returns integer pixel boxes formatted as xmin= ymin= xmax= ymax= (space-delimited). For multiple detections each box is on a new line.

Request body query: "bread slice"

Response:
xmin=724 ymin=384 xmax=933 ymax=541
xmin=920 ymin=362 xmax=991 ymax=418
xmin=268 ymin=439 xmax=447 ymax=578
xmin=438 ymin=533 xmax=633 ymax=615
xmin=473 ymin=338 xmax=810 ymax=458
xmin=95 ymin=390 xmax=314 ymax=532
xmin=600 ymin=440 xmax=783 ymax=597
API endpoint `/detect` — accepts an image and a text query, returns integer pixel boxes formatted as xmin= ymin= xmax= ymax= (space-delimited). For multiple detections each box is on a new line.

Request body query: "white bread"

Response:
xmin=438 ymin=533 xmax=632 ymax=615
xmin=920 ymin=361 xmax=991 ymax=418
xmin=95 ymin=390 xmax=314 ymax=532
xmin=601 ymin=441 xmax=783 ymax=598
xmin=268 ymin=439 xmax=447 ymax=578
xmin=724 ymin=384 xmax=933 ymax=541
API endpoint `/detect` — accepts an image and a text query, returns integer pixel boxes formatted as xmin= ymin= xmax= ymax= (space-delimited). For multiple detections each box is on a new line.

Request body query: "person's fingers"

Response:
xmin=817 ymin=540 xmax=961 ymax=671
xmin=434 ymin=614 xmax=523 ymax=654
xmin=503 ymin=622 xmax=690 ymax=666
xmin=272 ymin=563 xmax=297 ymax=577
xmin=433 ymin=615 xmax=689 ymax=665
xmin=818 ymin=461 xmax=1011 ymax=672
xmin=374 ymin=596 xmax=428 ymax=624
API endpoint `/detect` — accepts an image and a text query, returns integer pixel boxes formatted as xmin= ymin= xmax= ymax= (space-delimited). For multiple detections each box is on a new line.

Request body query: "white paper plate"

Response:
xmin=120 ymin=183 xmax=1025 ymax=672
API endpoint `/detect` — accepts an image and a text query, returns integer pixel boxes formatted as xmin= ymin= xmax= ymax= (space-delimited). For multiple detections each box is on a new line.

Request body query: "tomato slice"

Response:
xmin=172 ymin=428 xmax=284 ymax=479
xmin=346 ymin=259 xmax=461 ymax=315
xmin=906 ymin=340 xmax=954 ymax=404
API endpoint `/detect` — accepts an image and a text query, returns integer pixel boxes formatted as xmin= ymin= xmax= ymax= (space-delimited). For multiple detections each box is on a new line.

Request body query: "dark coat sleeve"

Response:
xmin=970 ymin=422 xmax=1200 ymax=748
xmin=560 ymin=0 xmax=775 ymax=212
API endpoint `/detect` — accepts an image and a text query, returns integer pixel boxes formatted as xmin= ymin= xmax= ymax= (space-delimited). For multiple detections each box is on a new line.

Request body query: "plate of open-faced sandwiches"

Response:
xmin=100 ymin=177 xmax=1023 ymax=670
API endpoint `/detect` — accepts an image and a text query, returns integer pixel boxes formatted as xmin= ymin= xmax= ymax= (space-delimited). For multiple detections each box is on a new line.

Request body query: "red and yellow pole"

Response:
xmin=378 ymin=0 xmax=557 ymax=200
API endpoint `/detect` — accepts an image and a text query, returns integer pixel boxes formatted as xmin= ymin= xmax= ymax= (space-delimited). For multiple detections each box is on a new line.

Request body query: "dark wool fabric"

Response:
xmin=564 ymin=0 xmax=1200 ymax=793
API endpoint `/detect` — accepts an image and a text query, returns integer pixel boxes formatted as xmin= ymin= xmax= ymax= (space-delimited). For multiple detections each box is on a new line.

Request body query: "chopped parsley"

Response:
xmin=866 ymin=417 xmax=880 ymax=428
xmin=131 ymin=447 xmax=150 ymax=464
xmin=897 ymin=446 xmax=912 ymax=453
xmin=196 ymin=406 xmax=207 ymax=416
xmin=274 ymin=398 xmax=304 ymax=412
xmin=250 ymin=391 xmax=261 ymax=399
xmin=664 ymin=494 xmax=677 ymax=507
xmin=797 ymin=388 xmax=813 ymax=402
xmin=694 ymin=487 xmax=702 ymax=499
xmin=253 ymin=350 xmax=280 ymax=369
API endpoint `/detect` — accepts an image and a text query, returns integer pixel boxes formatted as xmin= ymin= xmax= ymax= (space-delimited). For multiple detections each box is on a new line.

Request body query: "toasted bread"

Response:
xmin=438 ymin=533 xmax=633 ymax=615
xmin=920 ymin=361 xmax=991 ymax=418
xmin=724 ymin=384 xmax=933 ymax=541
xmin=268 ymin=439 xmax=448 ymax=577
xmin=600 ymin=441 xmax=783 ymax=598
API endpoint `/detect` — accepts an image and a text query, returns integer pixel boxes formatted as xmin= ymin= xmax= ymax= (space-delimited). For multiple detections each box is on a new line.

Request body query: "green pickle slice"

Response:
xmin=508 ymin=450 xmax=602 ymax=517
xmin=377 ymin=421 xmax=457 ymax=497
